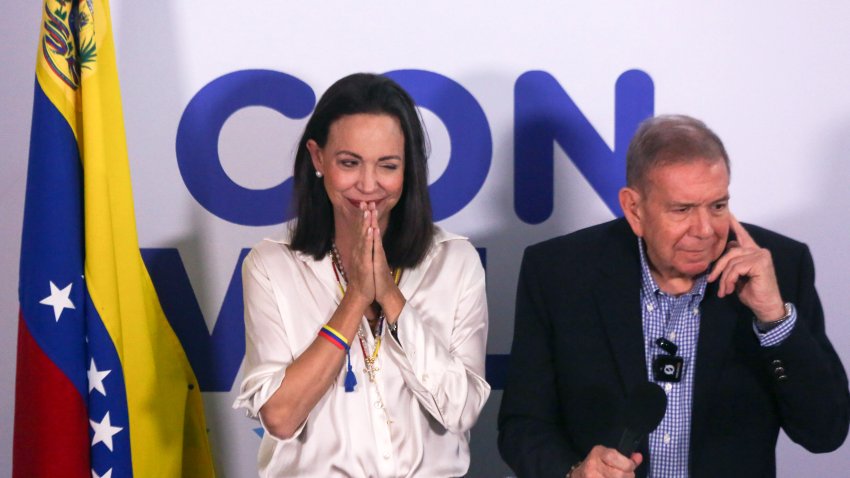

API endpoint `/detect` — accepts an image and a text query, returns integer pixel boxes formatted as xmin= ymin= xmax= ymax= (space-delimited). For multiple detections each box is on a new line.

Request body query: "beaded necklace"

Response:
xmin=329 ymin=242 xmax=401 ymax=389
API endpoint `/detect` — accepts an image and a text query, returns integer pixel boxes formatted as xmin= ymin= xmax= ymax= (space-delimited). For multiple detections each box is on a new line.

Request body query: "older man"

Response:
xmin=498 ymin=115 xmax=849 ymax=478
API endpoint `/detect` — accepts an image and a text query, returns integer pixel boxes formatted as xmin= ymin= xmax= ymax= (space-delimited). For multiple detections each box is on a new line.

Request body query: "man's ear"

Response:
xmin=619 ymin=186 xmax=644 ymax=237
xmin=306 ymin=139 xmax=324 ymax=175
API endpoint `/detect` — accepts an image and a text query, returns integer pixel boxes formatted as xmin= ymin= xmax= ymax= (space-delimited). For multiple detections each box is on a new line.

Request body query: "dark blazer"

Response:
xmin=498 ymin=218 xmax=849 ymax=478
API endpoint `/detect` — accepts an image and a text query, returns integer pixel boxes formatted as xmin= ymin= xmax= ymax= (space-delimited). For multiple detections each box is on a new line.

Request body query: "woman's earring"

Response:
xmin=315 ymin=171 xmax=323 ymax=178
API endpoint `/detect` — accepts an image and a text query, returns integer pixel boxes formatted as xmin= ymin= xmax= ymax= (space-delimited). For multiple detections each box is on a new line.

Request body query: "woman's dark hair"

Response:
xmin=289 ymin=73 xmax=434 ymax=268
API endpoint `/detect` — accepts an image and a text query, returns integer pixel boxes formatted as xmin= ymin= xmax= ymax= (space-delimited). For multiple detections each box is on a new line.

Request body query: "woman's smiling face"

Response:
xmin=308 ymin=113 xmax=405 ymax=231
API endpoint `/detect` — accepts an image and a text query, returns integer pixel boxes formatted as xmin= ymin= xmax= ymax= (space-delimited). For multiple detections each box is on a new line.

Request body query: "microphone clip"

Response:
xmin=652 ymin=337 xmax=683 ymax=383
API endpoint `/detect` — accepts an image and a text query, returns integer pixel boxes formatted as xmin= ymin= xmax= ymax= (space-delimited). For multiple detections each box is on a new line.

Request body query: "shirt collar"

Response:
xmin=637 ymin=237 xmax=708 ymax=299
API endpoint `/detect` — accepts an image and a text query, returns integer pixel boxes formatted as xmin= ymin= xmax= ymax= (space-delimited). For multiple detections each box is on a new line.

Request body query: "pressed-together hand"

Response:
xmin=572 ymin=446 xmax=642 ymax=478
xmin=367 ymin=202 xmax=405 ymax=321
xmin=708 ymin=214 xmax=786 ymax=322
xmin=345 ymin=202 xmax=377 ymax=307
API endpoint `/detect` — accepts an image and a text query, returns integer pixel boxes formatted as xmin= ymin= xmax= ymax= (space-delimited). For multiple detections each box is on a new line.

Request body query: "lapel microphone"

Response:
xmin=653 ymin=337 xmax=684 ymax=382
xmin=655 ymin=337 xmax=678 ymax=355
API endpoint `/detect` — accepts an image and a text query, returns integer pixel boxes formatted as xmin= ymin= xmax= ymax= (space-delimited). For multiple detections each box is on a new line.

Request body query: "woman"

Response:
xmin=233 ymin=73 xmax=490 ymax=477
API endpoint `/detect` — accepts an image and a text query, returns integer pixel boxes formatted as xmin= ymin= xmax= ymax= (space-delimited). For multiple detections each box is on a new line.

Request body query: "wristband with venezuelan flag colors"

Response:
xmin=318 ymin=324 xmax=350 ymax=351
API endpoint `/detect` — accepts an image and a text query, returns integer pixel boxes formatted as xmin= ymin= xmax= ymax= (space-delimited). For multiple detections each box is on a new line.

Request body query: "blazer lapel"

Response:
xmin=689 ymin=281 xmax=740 ymax=452
xmin=595 ymin=226 xmax=648 ymax=397
xmin=594 ymin=224 xmax=651 ymax=477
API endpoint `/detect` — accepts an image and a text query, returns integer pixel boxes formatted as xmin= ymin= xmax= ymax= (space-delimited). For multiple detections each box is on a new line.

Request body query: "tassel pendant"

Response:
xmin=344 ymin=350 xmax=357 ymax=392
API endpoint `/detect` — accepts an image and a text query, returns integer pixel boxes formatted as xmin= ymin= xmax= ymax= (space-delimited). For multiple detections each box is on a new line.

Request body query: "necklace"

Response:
xmin=330 ymin=240 xmax=402 ymax=288
xmin=330 ymin=241 xmax=348 ymax=285
xmin=330 ymin=240 xmax=401 ymax=325
xmin=330 ymin=242 xmax=399 ymax=425
xmin=357 ymin=315 xmax=384 ymax=382
xmin=329 ymin=241 xmax=401 ymax=383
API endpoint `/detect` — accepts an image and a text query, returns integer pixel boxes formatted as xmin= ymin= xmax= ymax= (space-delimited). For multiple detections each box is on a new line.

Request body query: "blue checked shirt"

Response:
xmin=637 ymin=239 xmax=796 ymax=478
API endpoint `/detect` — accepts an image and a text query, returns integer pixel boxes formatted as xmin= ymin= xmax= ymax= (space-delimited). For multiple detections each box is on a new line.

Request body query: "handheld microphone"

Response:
xmin=616 ymin=381 xmax=667 ymax=456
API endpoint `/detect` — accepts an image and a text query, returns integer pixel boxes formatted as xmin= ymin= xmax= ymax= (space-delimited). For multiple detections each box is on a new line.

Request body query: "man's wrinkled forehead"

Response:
xmin=643 ymin=154 xmax=728 ymax=186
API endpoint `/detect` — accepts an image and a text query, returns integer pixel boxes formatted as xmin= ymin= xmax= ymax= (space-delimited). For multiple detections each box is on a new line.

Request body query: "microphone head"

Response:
xmin=623 ymin=381 xmax=667 ymax=435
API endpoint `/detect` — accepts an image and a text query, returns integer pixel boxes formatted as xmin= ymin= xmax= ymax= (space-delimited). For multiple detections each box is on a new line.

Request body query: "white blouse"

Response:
xmin=233 ymin=226 xmax=491 ymax=477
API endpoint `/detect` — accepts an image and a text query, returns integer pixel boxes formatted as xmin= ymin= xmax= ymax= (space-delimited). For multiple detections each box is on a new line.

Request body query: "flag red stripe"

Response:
xmin=13 ymin=309 xmax=90 ymax=478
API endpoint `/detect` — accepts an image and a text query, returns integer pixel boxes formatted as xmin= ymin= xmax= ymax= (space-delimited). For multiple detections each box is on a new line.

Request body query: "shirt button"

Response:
xmin=693 ymin=307 xmax=700 ymax=316
xmin=668 ymin=331 xmax=677 ymax=341
xmin=374 ymin=401 xmax=383 ymax=409
xmin=646 ymin=303 xmax=655 ymax=312
xmin=383 ymin=453 xmax=391 ymax=460
xmin=422 ymin=374 xmax=429 ymax=382
xmin=664 ymin=383 xmax=672 ymax=392
xmin=663 ymin=433 xmax=671 ymax=444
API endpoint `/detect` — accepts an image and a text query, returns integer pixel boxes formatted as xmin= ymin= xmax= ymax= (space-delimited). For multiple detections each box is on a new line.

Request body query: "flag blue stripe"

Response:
xmin=85 ymin=293 xmax=133 ymax=476
xmin=19 ymin=80 xmax=87 ymax=398
xmin=20 ymin=77 xmax=135 ymax=476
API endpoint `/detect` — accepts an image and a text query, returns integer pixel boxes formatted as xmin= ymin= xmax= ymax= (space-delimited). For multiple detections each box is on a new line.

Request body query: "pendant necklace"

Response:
xmin=330 ymin=242 xmax=401 ymax=389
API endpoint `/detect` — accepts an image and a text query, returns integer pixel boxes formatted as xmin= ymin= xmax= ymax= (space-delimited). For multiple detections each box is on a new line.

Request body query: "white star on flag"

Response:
xmin=90 ymin=412 xmax=123 ymax=451
xmin=87 ymin=359 xmax=111 ymax=396
xmin=39 ymin=281 xmax=75 ymax=321
xmin=92 ymin=469 xmax=113 ymax=478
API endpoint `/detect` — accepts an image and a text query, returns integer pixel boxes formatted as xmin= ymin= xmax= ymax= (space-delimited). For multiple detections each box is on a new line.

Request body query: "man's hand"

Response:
xmin=571 ymin=445 xmax=642 ymax=478
xmin=708 ymin=214 xmax=786 ymax=322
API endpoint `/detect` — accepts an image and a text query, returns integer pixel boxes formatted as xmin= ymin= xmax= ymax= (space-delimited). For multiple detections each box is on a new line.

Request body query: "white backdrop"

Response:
xmin=3 ymin=2 xmax=850 ymax=476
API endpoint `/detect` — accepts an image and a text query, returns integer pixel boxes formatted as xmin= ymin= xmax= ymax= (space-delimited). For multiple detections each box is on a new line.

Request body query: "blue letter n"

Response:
xmin=514 ymin=70 xmax=654 ymax=224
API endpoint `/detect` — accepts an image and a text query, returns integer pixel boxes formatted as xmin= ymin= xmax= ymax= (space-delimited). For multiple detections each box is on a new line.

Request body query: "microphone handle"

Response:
xmin=616 ymin=428 xmax=641 ymax=456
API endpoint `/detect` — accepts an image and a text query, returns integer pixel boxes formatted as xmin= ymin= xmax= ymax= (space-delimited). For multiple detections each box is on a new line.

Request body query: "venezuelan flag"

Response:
xmin=14 ymin=1 xmax=215 ymax=476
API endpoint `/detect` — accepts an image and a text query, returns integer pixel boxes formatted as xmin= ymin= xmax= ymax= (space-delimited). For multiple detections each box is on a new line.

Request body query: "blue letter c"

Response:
xmin=176 ymin=70 xmax=315 ymax=226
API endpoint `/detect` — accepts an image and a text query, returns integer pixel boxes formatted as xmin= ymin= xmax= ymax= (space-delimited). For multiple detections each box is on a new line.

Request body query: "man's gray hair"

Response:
xmin=626 ymin=114 xmax=730 ymax=189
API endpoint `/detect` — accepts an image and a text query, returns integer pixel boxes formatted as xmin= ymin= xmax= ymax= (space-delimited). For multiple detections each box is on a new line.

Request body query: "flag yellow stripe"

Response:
xmin=36 ymin=0 xmax=215 ymax=475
